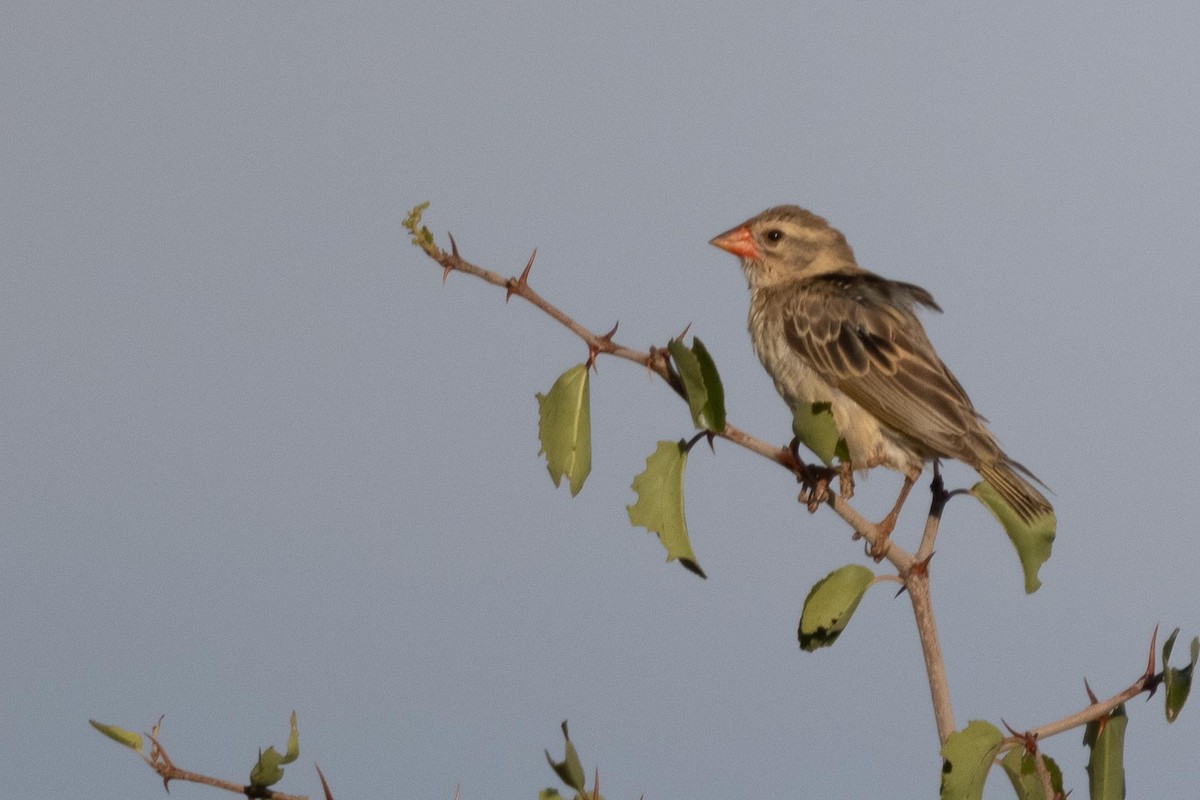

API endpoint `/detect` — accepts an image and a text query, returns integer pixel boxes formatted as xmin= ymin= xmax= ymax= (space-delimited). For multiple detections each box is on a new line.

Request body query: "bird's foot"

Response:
xmin=796 ymin=463 xmax=838 ymax=512
xmin=864 ymin=507 xmax=900 ymax=562
xmin=836 ymin=462 xmax=855 ymax=501
xmin=861 ymin=473 xmax=918 ymax=562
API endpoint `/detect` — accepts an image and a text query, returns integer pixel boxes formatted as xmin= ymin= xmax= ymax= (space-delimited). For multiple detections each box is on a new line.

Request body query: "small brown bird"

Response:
xmin=710 ymin=205 xmax=1051 ymax=532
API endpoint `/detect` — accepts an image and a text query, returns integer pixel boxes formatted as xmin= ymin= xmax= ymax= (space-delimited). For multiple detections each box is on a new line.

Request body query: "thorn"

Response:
xmin=706 ymin=431 xmax=717 ymax=453
xmin=592 ymin=767 xmax=600 ymax=800
xmin=586 ymin=321 xmax=620 ymax=372
xmin=507 ymin=248 xmax=536 ymax=302
xmin=1144 ymin=624 xmax=1160 ymax=681
xmin=316 ymin=764 xmax=335 ymax=800
xmin=442 ymin=233 xmax=460 ymax=284
xmin=676 ymin=321 xmax=692 ymax=342
xmin=680 ymin=431 xmax=708 ymax=453
xmin=1001 ymin=720 xmax=1038 ymax=754
xmin=1084 ymin=678 xmax=1099 ymax=705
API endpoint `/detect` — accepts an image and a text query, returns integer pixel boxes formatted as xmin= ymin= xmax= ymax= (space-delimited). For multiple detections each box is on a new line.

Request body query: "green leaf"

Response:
xmin=798 ymin=565 xmax=873 ymax=651
xmin=971 ymin=481 xmax=1055 ymax=594
xmin=89 ymin=720 xmax=143 ymax=753
xmin=627 ymin=440 xmax=705 ymax=578
xmin=402 ymin=201 xmax=434 ymax=250
xmin=791 ymin=402 xmax=848 ymax=467
xmin=539 ymin=790 xmax=565 ymax=800
xmin=1162 ymin=629 xmax=1198 ymax=723
xmin=999 ymin=749 xmax=1063 ymax=800
xmin=281 ymin=711 xmax=299 ymax=764
xmin=545 ymin=721 xmax=587 ymax=794
xmin=667 ymin=337 xmax=726 ymax=432
xmin=536 ymin=364 xmax=592 ymax=496
xmin=248 ymin=713 xmax=300 ymax=788
xmin=939 ymin=720 xmax=1003 ymax=800
xmin=1084 ymin=704 xmax=1127 ymax=800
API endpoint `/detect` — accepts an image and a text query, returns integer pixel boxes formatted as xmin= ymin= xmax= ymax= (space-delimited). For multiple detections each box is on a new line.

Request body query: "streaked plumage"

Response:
xmin=711 ymin=205 xmax=1051 ymax=523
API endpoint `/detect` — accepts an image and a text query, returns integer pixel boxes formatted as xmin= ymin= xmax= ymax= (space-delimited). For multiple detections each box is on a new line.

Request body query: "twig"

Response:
xmin=1000 ymin=627 xmax=1160 ymax=757
xmin=144 ymin=732 xmax=308 ymax=800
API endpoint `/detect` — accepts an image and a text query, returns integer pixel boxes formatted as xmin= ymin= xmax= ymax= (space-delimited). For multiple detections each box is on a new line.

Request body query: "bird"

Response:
xmin=709 ymin=204 xmax=1051 ymax=541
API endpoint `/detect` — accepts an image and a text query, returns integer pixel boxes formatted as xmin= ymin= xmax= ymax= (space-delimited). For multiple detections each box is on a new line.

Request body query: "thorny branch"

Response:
xmin=406 ymin=207 xmax=1175 ymax=754
xmin=135 ymin=730 xmax=309 ymax=800
xmin=408 ymin=211 xmax=957 ymax=737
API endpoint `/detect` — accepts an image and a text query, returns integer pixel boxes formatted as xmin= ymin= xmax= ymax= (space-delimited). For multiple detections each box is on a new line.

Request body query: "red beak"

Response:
xmin=709 ymin=225 xmax=758 ymax=260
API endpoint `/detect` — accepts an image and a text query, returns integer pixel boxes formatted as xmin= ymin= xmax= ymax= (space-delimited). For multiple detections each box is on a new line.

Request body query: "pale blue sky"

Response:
xmin=4 ymin=4 xmax=1199 ymax=798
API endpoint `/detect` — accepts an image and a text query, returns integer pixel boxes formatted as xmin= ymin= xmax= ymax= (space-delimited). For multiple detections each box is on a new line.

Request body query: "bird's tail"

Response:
xmin=977 ymin=460 xmax=1053 ymax=524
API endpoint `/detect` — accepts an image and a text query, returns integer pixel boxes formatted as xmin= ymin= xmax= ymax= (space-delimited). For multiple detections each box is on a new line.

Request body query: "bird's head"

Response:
xmin=710 ymin=205 xmax=857 ymax=288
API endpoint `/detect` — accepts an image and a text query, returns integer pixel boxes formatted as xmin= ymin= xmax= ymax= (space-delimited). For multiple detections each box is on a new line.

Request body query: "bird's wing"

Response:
xmin=781 ymin=273 xmax=988 ymax=459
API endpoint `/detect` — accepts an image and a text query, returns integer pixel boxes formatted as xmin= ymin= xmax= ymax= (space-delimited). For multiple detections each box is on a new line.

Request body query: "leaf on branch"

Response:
xmin=536 ymin=364 xmax=592 ymax=496
xmin=798 ymin=564 xmax=873 ymax=652
xmin=1162 ymin=628 xmax=1198 ymax=722
xmin=545 ymin=721 xmax=587 ymax=795
xmin=248 ymin=712 xmax=300 ymax=789
xmin=627 ymin=440 xmax=705 ymax=578
xmin=791 ymin=402 xmax=848 ymax=467
xmin=939 ymin=720 xmax=1003 ymax=800
xmin=1000 ymin=749 xmax=1063 ymax=800
xmin=971 ymin=481 xmax=1055 ymax=594
xmin=403 ymin=201 xmax=435 ymax=251
xmin=667 ymin=336 xmax=726 ymax=432
xmin=1083 ymin=704 xmax=1127 ymax=800
xmin=89 ymin=720 xmax=144 ymax=754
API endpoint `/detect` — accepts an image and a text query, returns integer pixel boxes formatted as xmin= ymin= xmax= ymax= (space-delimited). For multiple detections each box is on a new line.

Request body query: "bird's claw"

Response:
xmin=797 ymin=463 xmax=837 ymax=512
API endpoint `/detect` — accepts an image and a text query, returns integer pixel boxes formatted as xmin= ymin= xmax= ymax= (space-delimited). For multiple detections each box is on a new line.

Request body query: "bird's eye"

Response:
xmin=765 ymin=229 xmax=783 ymax=243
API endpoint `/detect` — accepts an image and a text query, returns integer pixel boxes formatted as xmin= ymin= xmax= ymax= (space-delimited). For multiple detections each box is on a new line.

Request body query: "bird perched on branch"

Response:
xmin=710 ymin=205 xmax=1051 ymax=540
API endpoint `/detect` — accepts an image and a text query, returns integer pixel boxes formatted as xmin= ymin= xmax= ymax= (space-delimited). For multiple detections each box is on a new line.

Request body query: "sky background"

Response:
xmin=4 ymin=3 xmax=1199 ymax=798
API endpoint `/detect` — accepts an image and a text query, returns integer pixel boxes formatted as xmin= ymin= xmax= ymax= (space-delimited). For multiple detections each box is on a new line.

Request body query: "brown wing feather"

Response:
xmin=782 ymin=272 xmax=994 ymax=462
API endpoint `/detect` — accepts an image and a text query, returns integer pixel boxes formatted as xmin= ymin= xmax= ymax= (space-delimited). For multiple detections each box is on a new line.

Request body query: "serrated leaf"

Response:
xmin=536 ymin=364 xmax=592 ymax=496
xmin=791 ymin=402 xmax=848 ymax=467
xmin=667 ymin=337 xmax=726 ymax=432
xmin=1163 ymin=630 xmax=1198 ymax=723
xmin=627 ymin=441 xmax=704 ymax=577
xmin=798 ymin=564 xmax=873 ymax=651
xmin=971 ymin=481 xmax=1055 ymax=593
xmin=545 ymin=721 xmax=586 ymax=793
xmin=1084 ymin=704 xmax=1127 ymax=800
xmin=939 ymin=720 xmax=1003 ymax=800
xmin=999 ymin=749 xmax=1063 ymax=800
xmin=249 ymin=713 xmax=300 ymax=788
xmin=89 ymin=720 xmax=144 ymax=753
